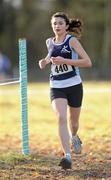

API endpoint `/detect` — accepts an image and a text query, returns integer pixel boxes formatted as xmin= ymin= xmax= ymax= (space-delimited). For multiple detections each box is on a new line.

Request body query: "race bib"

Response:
xmin=51 ymin=64 xmax=73 ymax=75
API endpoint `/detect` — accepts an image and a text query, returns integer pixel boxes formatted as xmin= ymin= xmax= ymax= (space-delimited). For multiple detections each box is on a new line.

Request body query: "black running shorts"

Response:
xmin=50 ymin=83 xmax=83 ymax=107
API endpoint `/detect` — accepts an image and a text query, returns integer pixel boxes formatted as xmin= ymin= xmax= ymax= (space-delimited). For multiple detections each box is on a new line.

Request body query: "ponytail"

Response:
xmin=68 ymin=19 xmax=83 ymax=39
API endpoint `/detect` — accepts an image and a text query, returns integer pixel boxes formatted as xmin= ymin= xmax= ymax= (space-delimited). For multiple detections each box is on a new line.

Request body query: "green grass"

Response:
xmin=0 ymin=81 xmax=111 ymax=179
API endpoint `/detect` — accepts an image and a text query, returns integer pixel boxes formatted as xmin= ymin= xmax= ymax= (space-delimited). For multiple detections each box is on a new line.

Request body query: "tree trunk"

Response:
xmin=102 ymin=0 xmax=111 ymax=73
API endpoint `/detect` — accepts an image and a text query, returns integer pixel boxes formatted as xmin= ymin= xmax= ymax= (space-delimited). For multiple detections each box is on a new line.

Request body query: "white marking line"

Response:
xmin=0 ymin=88 xmax=111 ymax=95
xmin=0 ymin=80 xmax=20 ymax=86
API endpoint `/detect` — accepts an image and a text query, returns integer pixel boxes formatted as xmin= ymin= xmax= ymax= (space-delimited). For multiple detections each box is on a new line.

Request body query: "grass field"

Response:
xmin=0 ymin=81 xmax=111 ymax=179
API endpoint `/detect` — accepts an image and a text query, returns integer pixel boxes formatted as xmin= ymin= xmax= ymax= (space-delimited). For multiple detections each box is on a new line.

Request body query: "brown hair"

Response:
xmin=51 ymin=12 xmax=83 ymax=39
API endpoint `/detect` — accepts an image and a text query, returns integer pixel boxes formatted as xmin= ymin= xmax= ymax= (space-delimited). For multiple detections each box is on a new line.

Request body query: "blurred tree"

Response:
xmin=15 ymin=0 xmax=53 ymax=80
xmin=0 ymin=0 xmax=5 ymax=33
xmin=56 ymin=0 xmax=69 ymax=8
xmin=67 ymin=0 xmax=106 ymax=79
xmin=0 ymin=0 xmax=16 ymax=72
xmin=101 ymin=0 xmax=111 ymax=77
xmin=0 ymin=0 xmax=111 ymax=80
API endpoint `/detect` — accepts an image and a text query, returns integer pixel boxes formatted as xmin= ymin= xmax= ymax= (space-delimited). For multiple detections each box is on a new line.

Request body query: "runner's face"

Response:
xmin=51 ymin=17 xmax=68 ymax=35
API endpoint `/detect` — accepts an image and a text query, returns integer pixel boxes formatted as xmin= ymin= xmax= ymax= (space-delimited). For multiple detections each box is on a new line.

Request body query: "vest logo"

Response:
xmin=61 ymin=45 xmax=71 ymax=53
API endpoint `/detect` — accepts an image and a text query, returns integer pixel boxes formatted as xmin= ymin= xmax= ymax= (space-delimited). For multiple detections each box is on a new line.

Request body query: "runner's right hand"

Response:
xmin=39 ymin=59 xmax=46 ymax=69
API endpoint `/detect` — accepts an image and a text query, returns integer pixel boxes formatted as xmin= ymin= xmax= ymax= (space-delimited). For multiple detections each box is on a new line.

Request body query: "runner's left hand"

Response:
xmin=51 ymin=56 xmax=65 ymax=65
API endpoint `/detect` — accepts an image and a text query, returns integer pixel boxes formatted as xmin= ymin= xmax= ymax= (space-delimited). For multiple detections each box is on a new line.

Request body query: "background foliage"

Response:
xmin=0 ymin=0 xmax=111 ymax=81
